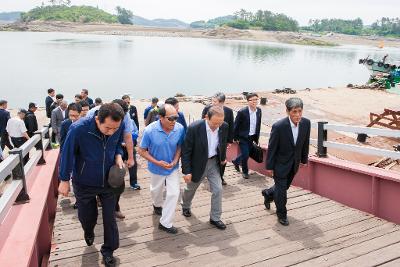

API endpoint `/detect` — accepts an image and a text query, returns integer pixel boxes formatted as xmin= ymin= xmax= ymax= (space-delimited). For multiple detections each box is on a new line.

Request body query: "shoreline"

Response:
xmin=2 ymin=21 xmax=400 ymax=47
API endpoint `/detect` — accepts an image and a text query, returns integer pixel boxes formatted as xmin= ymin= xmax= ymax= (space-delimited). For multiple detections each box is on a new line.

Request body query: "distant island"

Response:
xmin=1 ymin=4 xmax=399 ymax=47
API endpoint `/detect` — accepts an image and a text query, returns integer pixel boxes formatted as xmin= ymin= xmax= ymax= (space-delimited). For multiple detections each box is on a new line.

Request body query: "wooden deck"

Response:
xmin=49 ymin=163 xmax=400 ymax=267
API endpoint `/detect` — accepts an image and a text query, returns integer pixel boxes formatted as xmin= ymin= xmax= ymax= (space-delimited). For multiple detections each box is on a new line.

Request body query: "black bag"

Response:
xmin=249 ymin=143 xmax=264 ymax=163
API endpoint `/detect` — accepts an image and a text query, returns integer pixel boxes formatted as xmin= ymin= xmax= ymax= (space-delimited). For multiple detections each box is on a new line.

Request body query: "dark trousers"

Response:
xmin=1 ymin=132 xmax=14 ymax=150
xmin=123 ymin=147 xmax=138 ymax=186
xmin=73 ymin=182 xmax=119 ymax=257
xmin=264 ymin=165 xmax=296 ymax=219
xmin=233 ymin=135 xmax=257 ymax=175
xmin=11 ymin=137 xmax=29 ymax=164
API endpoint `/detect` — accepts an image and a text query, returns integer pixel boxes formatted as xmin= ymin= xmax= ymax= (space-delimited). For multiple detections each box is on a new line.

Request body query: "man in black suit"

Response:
xmin=232 ymin=93 xmax=262 ymax=179
xmin=181 ymin=106 xmax=229 ymax=230
xmin=202 ymin=92 xmax=234 ymax=185
xmin=262 ymin=97 xmax=311 ymax=226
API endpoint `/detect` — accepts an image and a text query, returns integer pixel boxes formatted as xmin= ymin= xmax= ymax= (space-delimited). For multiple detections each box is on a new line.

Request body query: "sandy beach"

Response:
xmin=2 ymin=21 xmax=400 ymax=47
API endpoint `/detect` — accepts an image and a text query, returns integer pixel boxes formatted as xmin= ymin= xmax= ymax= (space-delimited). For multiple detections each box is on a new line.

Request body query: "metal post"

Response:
xmin=317 ymin=121 xmax=328 ymax=158
xmin=9 ymin=148 xmax=30 ymax=203
xmin=34 ymin=130 xmax=46 ymax=165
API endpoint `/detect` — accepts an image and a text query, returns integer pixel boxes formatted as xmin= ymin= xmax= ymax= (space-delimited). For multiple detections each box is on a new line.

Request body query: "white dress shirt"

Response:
xmin=6 ymin=117 xmax=27 ymax=138
xmin=206 ymin=121 xmax=219 ymax=158
xmin=249 ymin=108 xmax=257 ymax=136
xmin=289 ymin=118 xmax=299 ymax=145
xmin=61 ymin=108 xmax=66 ymax=119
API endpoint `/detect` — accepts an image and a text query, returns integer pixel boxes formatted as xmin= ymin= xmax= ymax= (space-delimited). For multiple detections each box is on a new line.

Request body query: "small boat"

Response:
xmin=359 ymin=55 xmax=399 ymax=75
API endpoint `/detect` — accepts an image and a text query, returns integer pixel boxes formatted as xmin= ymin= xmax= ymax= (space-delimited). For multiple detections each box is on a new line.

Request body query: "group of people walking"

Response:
xmin=51 ymin=89 xmax=310 ymax=267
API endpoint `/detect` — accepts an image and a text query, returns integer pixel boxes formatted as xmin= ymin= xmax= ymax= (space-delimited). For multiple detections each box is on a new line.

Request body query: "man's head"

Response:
xmin=18 ymin=109 xmax=27 ymax=120
xmin=74 ymin=94 xmax=83 ymax=104
xmin=56 ymin=94 xmax=64 ymax=104
xmin=211 ymin=92 xmax=226 ymax=107
xmin=28 ymin=102 xmax=38 ymax=112
xmin=122 ymin=95 xmax=131 ymax=106
xmin=60 ymin=101 xmax=68 ymax=111
xmin=246 ymin=93 xmax=259 ymax=110
xmin=95 ymin=98 xmax=102 ymax=106
xmin=95 ymin=103 xmax=125 ymax=136
xmin=159 ymin=104 xmax=178 ymax=131
xmin=112 ymin=99 xmax=129 ymax=114
xmin=48 ymin=88 xmax=55 ymax=97
xmin=79 ymin=100 xmax=90 ymax=117
xmin=165 ymin=97 xmax=179 ymax=112
xmin=151 ymin=97 xmax=159 ymax=108
xmin=81 ymin=89 xmax=89 ymax=99
xmin=285 ymin=97 xmax=304 ymax=125
xmin=205 ymin=106 xmax=225 ymax=131
xmin=67 ymin=103 xmax=82 ymax=122
xmin=0 ymin=100 xmax=8 ymax=109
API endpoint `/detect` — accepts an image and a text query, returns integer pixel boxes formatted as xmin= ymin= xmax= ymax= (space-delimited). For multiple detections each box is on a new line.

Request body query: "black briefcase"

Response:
xmin=249 ymin=143 xmax=264 ymax=163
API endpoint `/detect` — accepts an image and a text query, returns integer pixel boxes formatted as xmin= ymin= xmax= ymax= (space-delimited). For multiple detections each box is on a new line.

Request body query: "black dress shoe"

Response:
xmin=242 ymin=173 xmax=250 ymax=179
xmin=261 ymin=190 xmax=271 ymax=210
xmin=182 ymin=208 xmax=192 ymax=217
xmin=232 ymin=161 xmax=240 ymax=172
xmin=221 ymin=179 xmax=227 ymax=186
xmin=84 ymin=231 xmax=95 ymax=246
xmin=278 ymin=218 xmax=289 ymax=226
xmin=103 ymin=255 xmax=116 ymax=267
xmin=210 ymin=219 xmax=226 ymax=230
xmin=72 ymin=202 xmax=78 ymax=209
xmin=153 ymin=205 xmax=162 ymax=215
xmin=158 ymin=223 xmax=178 ymax=234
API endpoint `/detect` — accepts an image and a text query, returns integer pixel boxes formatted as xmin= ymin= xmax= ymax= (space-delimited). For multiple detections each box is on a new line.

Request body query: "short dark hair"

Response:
xmin=207 ymin=105 xmax=224 ymax=119
xmin=48 ymin=88 xmax=55 ymax=94
xmin=112 ymin=99 xmax=129 ymax=113
xmin=213 ymin=92 xmax=226 ymax=103
xmin=0 ymin=100 xmax=7 ymax=106
xmin=75 ymin=94 xmax=83 ymax=100
xmin=68 ymin=103 xmax=82 ymax=113
xmin=28 ymin=102 xmax=37 ymax=109
xmin=121 ymin=95 xmax=130 ymax=100
xmin=95 ymin=97 xmax=102 ymax=105
xmin=81 ymin=89 xmax=89 ymax=95
xmin=165 ymin=97 xmax=178 ymax=106
xmin=151 ymin=97 xmax=159 ymax=104
xmin=98 ymin=103 xmax=125 ymax=123
xmin=79 ymin=100 xmax=89 ymax=108
xmin=158 ymin=104 xmax=166 ymax=117
xmin=246 ymin=93 xmax=259 ymax=101
xmin=56 ymin=94 xmax=64 ymax=100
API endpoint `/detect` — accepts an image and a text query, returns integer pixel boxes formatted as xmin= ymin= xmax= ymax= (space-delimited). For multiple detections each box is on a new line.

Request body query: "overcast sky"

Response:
xmin=1 ymin=0 xmax=398 ymax=25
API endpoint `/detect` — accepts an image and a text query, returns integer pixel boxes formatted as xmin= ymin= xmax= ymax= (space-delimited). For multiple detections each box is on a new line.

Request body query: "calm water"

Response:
xmin=1 ymin=31 xmax=400 ymax=108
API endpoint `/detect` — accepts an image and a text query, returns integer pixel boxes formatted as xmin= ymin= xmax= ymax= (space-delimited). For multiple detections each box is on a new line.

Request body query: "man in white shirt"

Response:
xmin=232 ymin=93 xmax=262 ymax=179
xmin=6 ymin=109 xmax=30 ymax=163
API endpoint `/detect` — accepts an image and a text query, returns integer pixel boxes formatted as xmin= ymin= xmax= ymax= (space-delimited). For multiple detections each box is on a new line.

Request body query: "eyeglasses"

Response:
xmin=166 ymin=115 xmax=179 ymax=122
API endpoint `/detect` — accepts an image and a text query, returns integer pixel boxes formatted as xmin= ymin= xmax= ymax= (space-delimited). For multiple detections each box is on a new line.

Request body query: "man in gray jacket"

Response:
xmin=51 ymin=100 xmax=68 ymax=143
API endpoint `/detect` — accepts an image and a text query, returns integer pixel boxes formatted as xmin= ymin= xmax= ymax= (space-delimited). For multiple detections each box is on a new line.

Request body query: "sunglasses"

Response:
xmin=166 ymin=115 xmax=179 ymax=122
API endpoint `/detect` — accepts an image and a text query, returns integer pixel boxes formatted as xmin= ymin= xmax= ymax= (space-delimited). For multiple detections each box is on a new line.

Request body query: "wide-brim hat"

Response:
xmin=108 ymin=165 xmax=126 ymax=188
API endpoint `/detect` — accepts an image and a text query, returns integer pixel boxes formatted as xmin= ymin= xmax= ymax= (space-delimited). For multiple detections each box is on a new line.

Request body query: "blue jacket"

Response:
xmin=60 ymin=119 xmax=73 ymax=151
xmin=59 ymin=116 xmax=125 ymax=187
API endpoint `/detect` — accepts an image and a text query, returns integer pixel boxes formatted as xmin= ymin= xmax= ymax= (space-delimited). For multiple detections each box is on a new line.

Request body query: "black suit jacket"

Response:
xmin=182 ymin=120 xmax=228 ymax=183
xmin=128 ymin=105 xmax=140 ymax=132
xmin=201 ymin=105 xmax=234 ymax=143
xmin=234 ymin=106 xmax=262 ymax=144
xmin=266 ymin=117 xmax=311 ymax=179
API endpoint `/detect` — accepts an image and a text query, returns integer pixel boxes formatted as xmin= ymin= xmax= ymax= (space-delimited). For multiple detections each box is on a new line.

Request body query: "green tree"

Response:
xmin=116 ymin=6 xmax=133 ymax=25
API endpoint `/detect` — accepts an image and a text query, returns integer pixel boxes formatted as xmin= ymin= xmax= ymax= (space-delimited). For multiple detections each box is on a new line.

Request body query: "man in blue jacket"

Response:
xmin=58 ymin=103 xmax=125 ymax=267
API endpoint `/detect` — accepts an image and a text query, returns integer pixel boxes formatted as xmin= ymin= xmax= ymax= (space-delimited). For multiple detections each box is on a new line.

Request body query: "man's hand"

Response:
xmin=183 ymin=174 xmax=192 ymax=183
xmin=221 ymin=160 xmax=227 ymax=165
xmin=157 ymin=160 xmax=173 ymax=170
xmin=126 ymin=157 xmax=135 ymax=168
xmin=115 ymin=155 xmax=125 ymax=169
xmin=266 ymin=169 xmax=274 ymax=177
xmin=58 ymin=181 xmax=70 ymax=197
xmin=227 ymin=143 xmax=232 ymax=149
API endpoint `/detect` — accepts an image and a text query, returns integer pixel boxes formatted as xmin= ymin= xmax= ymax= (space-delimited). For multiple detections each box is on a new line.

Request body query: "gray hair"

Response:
xmin=207 ymin=105 xmax=224 ymax=119
xmin=213 ymin=92 xmax=226 ymax=103
xmin=285 ymin=97 xmax=303 ymax=111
